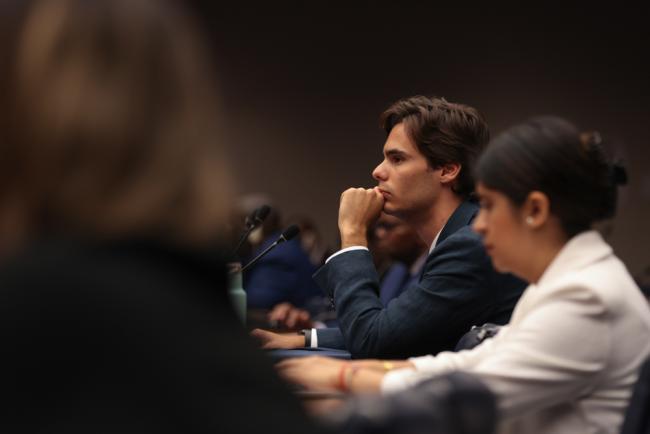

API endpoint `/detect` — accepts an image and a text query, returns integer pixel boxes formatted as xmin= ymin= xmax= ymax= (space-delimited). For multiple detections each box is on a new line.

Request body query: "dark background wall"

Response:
xmin=195 ymin=3 xmax=650 ymax=278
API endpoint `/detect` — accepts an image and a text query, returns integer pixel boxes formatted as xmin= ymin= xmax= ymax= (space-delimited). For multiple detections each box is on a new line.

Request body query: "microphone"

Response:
xmin=247 ymin=205 xmax=271 ymax=230
xmin=240 ymin=224 xmax=300 ymax=273
xmin=232 ymin=205 xmax=271 ymax=256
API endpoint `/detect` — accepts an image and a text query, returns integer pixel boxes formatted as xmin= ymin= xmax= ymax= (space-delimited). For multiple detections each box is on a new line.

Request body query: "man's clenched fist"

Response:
xmin=338 ymin=187 xmax=384 ymax=248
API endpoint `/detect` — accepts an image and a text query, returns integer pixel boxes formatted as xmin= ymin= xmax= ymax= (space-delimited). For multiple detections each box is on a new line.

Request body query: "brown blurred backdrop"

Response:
xmin=193 ymin=3 xmax=650 ymax=277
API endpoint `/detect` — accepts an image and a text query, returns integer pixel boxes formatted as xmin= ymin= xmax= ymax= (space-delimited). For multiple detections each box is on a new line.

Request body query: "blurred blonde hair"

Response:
xmin=0 ymin=0 xmax=232 ymax=252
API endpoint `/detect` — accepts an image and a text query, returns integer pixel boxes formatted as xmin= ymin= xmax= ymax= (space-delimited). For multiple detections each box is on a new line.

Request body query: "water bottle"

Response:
xmin=227 ymin=262 xmax=246 ymax=325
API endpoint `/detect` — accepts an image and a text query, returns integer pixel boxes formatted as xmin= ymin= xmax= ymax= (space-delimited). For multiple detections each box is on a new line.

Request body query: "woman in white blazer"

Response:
xmin=278 ymin=116 xmax=650 ymax=434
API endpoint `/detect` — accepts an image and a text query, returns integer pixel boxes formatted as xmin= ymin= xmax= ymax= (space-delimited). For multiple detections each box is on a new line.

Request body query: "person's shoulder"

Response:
xmin=261 ymin=236 xmax=311 ymax=266
xmin=0 ymin=240 xmax=83 ymax=290
xmin=548 ymin=255 xmax=644 ymax=315
xmin=0 ymin=238 xmax=230 ymax=313
xmin=443 ymin=225 xmax=482 ymax=244
xmin=418 ymin=227 xmax=493 ymax=284
xmin=430 ymin=226 xmax=487 ymax=261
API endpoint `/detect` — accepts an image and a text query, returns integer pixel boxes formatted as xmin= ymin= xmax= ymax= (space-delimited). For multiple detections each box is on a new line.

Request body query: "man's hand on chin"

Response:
xmin=338 ymin=187 xmax=384 ymax=248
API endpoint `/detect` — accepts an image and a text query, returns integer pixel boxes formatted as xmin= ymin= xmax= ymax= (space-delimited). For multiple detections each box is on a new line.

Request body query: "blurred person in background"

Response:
xmin=234 ymin=195 xmax=324 ymax=310
xmin=374 ymin=213 xmax=428 ymax=306
xmin=0 ymin=1 xmax=328 ymax=433
xmin=291 ymin=214 xmax=332 ymax=268
xmin=265 ymin=213 xmax=427 ymax=331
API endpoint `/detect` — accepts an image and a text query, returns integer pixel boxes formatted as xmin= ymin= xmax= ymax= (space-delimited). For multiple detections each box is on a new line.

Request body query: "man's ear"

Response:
xmin=521 ymin=191 xmax=550 ymax=229
xmin=439 ymin=163 xmax=461 ymax=186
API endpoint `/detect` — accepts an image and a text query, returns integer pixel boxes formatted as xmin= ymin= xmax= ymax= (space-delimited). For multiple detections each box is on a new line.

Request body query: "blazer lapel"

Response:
xmin=437 ymin=200 xmax=479 ymax=245
xmin=417 ymin=201 xmax=479 ymax=283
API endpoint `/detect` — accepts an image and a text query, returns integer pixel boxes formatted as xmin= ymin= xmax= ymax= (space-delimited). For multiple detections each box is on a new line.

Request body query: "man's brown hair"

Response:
xmin=380 ymin=95 xmax=489 ymax=199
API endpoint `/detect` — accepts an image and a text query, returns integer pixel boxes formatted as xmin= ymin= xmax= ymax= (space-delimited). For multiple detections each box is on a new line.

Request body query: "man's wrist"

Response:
xmin=340 ymin=231 xmax=368 ymax=249
xmin=299 ymin=329 xmax=311 ymax=347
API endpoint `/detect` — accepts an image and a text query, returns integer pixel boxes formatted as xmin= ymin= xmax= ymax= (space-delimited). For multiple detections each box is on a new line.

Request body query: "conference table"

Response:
xmin=247 ymin=308 xmax=352 ymax=408
xmin=266 ymin=346 xmax=351 ymax=361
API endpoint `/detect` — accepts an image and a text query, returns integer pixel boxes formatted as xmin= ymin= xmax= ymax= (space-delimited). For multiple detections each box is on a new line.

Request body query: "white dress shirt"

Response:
xmin=382 ymin=231 xmax=650 ymax=434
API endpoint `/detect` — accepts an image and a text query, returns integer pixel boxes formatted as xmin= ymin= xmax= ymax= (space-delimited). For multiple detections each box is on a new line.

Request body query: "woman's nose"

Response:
xmin=472 ymin=210 xmax=487 ymax=235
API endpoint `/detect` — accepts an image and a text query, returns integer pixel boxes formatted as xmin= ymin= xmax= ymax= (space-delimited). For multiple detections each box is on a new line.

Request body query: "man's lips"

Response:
xmin=377 ymin=188 xmax=391 ymax=198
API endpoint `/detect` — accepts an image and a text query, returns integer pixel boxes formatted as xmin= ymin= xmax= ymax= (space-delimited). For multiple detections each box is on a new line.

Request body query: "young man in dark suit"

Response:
xmin=253 ymin=96 xmax=526 ymax=359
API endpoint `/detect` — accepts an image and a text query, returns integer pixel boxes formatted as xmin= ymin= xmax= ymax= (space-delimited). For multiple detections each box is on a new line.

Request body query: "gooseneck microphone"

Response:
xmin=249 ymin=205 xmax=271 ymax=229
xmin=240 ymin=224 xmax=300 ymax=273
xmin=232 ymin=205 xmax=271 ymax=256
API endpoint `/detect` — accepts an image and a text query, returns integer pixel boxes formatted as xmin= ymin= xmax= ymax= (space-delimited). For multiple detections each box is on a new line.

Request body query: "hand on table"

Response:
xmin=250 ymin=328 xmax=304 ymax=349
xmin=349 ymin=359 xmax=415 ymax=372
xmin=276 ymin=356 xmax=348 ymax=392
xmin=267 ymin=302 xmax=313 ymax=330
xmin=277 ymin=356 xmax=390 ymax=394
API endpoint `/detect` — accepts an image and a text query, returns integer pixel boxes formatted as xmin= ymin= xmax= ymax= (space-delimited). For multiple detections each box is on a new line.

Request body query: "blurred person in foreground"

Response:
xmin=0 ymin=1 xmax=327 ymax=433
xmin=277 ymin=117 xmax=650 ymax=434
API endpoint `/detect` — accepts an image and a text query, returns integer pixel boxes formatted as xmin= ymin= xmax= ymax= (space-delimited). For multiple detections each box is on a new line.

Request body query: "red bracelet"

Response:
xmin=347 ymin=366 xmax=359 ymax=391
xmin=337 ymin=363 xmax=350 ymax=391
xmin=337 ymin=363 xmax=360 ymax=392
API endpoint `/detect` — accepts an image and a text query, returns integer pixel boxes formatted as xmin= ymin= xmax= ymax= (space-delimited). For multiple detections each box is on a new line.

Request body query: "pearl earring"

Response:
xmin=526 ymin=216 xmax=534 ymax=225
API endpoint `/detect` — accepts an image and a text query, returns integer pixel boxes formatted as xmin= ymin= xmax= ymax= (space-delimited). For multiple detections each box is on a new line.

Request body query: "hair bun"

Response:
xmin=612 ymin=163 xmax=628 ymax=186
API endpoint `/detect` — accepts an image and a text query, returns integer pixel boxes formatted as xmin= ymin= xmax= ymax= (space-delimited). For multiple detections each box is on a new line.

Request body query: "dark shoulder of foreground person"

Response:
xmin=0 ymin=238 xmax=331 ymax=434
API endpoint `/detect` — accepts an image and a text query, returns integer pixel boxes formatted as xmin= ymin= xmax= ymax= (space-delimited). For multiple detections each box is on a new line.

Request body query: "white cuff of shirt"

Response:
xmin=325 ymin=246 xmax=369 ymax=263
xmin=310 ymin=328 xmax=318 ymax=348
xmin=409 ymin=354 xmax=437 ymax=370
xmin=380 ymin=367 xmax=419 ymax=395
xmin=380 ymin=355 xmax=449 ymax=394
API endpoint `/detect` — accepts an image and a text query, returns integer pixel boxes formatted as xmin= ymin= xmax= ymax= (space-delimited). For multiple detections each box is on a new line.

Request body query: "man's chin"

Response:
xmin=382 ymin=205 xmax=402 ymax=218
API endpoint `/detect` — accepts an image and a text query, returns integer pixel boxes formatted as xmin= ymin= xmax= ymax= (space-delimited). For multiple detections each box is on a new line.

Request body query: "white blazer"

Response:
xmin=382 ymin=231 xmax=650 ymax=434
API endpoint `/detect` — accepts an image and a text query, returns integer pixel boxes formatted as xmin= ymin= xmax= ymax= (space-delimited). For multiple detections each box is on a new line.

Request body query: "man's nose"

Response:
xmin=372 ymin=160 xmax=387 ymax=181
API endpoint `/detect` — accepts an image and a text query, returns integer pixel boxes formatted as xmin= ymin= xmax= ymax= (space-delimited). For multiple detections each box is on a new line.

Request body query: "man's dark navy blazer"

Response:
xmin=313 ymin=201 xmax=526 ymax=359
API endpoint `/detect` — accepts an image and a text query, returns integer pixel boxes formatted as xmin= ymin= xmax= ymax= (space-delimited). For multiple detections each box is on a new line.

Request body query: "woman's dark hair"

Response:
xmin=476 ymin=116 xmax=627 ymax=237
xmin=380 ymin=96 xmax=490 ymax=199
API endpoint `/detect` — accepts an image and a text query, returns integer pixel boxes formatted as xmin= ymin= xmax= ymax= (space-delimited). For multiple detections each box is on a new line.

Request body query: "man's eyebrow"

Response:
xmin=385 ymin=149 xmax=408 ymax=157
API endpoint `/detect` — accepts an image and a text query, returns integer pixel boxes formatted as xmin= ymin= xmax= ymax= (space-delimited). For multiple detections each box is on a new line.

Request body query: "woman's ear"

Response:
xmin=521 ymin=191 xmax=550 ymax=229
xmin=439 ymin=163 xmax=461 ymax=185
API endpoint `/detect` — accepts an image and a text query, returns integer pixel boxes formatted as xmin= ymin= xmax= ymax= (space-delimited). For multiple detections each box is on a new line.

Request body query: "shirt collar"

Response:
xmin=429 ymin=228 xmax=443 ymax=254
